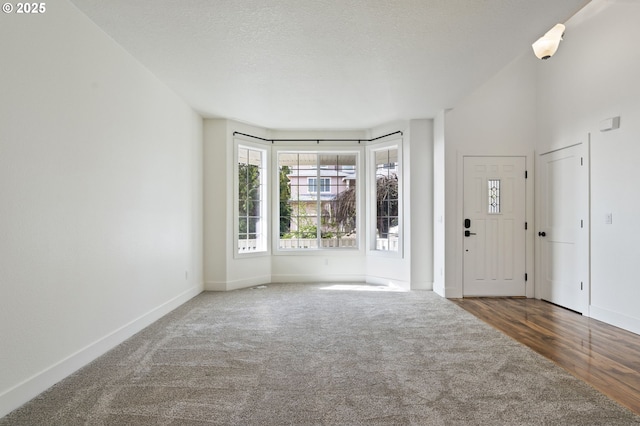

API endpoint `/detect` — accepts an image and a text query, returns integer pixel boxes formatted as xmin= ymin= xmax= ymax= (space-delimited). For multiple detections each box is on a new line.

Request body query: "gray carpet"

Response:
xmin=3 ymin=283 xmax=639 ymax=425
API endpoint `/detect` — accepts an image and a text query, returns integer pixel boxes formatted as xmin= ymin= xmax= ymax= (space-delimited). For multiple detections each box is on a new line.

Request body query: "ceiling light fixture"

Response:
xmin=532 ymin=23 xmax=565 ymax=60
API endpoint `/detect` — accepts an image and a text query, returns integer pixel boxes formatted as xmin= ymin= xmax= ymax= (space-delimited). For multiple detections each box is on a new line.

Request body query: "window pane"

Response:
xmin=238 ymin=148 xmax=249 ymax=165
xmin=319 ymin=154 xmax=337 ymax=167
xmin=251 ymin=200 xmax=262 ymax=217
xmin=375 ymin=147 xmax=399 ymax=252
xmin=308 ymin=178 xmax=317 ymax=193
xmin=238 ymin=217 xmax=248 ymax=235
xmin=238 ymin=200 xmax=247 ymax=216
xmin=278 ymin=152 xmax=357 ymax=250
xmin=248 ymin=217 xmax=259 ymax=234
xmin=238 ymin=146 xmax=266 ymax=253
xmin=320 ymin=178 xmax=330 ymax=193
xmin=488 ymin=179 xmax=501 ymax=214
xmin=248 ymin=149 xmax=262 ymax=167
xmin=388 ymin=200 xmax=398 ymax=216
xmin=375 ymin=150 xmax=389 ymax=166
xmin=248 ymin=183 xmax=261 ymax=200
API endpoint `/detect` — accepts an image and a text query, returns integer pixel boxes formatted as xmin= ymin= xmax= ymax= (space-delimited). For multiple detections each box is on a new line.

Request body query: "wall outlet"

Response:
xmin=605 ymin=213 xmax=613 ymax=224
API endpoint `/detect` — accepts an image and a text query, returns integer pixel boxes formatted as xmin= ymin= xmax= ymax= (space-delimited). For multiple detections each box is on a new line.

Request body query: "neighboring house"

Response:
xmin=286 ymin=166 xmax=356 ymax=235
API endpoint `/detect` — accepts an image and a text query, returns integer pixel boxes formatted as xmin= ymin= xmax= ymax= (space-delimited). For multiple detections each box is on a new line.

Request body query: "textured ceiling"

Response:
xmin=69 ymin=0 xmax=590 ymax=129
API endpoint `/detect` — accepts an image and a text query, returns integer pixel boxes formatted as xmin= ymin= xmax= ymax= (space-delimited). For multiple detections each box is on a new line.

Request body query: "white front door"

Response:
xmin=463 ymin=156 xmax=527 ymax=296
xmin=539 ymin=143 xmax=589 ymax=313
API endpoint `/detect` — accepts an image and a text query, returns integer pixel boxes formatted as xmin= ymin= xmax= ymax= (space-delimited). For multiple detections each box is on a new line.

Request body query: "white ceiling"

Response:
xmin=69 ymin=0 xmax=590 ymax=130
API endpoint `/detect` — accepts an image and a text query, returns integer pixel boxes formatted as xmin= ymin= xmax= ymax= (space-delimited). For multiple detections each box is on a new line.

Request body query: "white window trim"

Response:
xmin=367 ymin=138 xmax=403 ymax=258
xmin=272 ymin=146 xmax=364 ymax=254
xmin=234 ymin=139 xmax=270 ymax=258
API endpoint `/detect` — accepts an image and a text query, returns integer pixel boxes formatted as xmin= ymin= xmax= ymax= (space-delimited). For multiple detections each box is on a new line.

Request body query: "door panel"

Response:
xmin=463 ymin=157 xmax=526 ymax=296
xmin=539 ymin=144 xmax=589 ymax=313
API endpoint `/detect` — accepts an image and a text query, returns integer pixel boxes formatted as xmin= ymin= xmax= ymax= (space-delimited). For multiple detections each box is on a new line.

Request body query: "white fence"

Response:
xmin=375 ymin=236 xmax=399 ymax=251
xmin=279 ymin=238 xmax=357 ymax=249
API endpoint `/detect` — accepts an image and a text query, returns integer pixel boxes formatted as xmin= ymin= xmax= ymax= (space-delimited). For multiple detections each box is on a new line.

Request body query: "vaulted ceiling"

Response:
xmin=69 ymin=0 xmax=590 ymax=129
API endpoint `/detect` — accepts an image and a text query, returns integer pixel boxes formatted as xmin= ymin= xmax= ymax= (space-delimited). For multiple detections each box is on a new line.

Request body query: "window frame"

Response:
xmin=273 ymin=146 xmax=363 ymax=254
xmin=367 ymin=139 xmax=403 ymax=257
xmin=234 ymin=139 xmax=270 ymax=258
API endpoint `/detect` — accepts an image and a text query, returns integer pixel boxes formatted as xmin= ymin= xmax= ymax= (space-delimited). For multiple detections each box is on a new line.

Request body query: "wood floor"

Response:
xmin=452 ymin=297 xmax=640 ymax=415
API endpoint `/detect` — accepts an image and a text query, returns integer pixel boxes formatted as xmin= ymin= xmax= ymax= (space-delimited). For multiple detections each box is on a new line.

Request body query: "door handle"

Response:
xmin=538 ymin=231 xmax=546 ymax=237
xmin=464 ymin=230 xmax=476 ymax=237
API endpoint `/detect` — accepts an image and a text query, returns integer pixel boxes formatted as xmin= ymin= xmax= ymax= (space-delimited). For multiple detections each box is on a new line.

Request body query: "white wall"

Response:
xmin=203 ymin=119 xmax=230 ymax=290
xmin=0 ymin=0 xmax=203 ymax=417
xmin=203 ymin=119 xmax=272 ymax=291
xmin=442 ymin=54 xmax=538 ymax=297
xmin=433 ymin=111 xmax=446 ymax=296
xmin=408 ymin=119 xmax=434 ymax=290
xmin=536 ymin=0 xmax=640 ymax=334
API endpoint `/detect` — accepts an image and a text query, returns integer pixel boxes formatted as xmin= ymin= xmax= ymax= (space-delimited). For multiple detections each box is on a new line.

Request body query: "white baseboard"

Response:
xmin=410 ymin=281 xmax=433 ymax=291
xmin=204 ymin=280 xmax=228 ymax=291
xmin=204 ymin=275 xmax=271 ymax=292
xmin=433 ymin=281 xmax=446 ymax=297
xmin=208 ymin=275 xmax=419 ymax=290
xmin=0 ymin=285 xmax=202 ymax=419
xmin=589 ymin=305 xmax=640 ymax=336
xmin=444 ymin=285 xmax=463 ymax=299
xmin=226 ymin=275 xmax=271 ymax=291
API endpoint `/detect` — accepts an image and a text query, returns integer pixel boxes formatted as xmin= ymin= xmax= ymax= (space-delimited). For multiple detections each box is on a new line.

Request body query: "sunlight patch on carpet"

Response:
xmin=319 ymin=283 xmax=408 ymax=292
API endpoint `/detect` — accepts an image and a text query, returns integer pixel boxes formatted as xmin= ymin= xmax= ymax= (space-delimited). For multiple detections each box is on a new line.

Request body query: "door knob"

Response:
xmin=538 ymin=231 xmax=546 ymax=237
xmin=464 ymin=230 xmax=476 ymax=237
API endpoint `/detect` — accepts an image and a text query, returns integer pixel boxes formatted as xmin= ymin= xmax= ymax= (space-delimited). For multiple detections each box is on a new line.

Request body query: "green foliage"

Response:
xmin=281 ymin=202 xmax=335 ymax=239
xmin=238 ymin=163 xmax=260 ymax=237
xmin=283 ymin=223 xmax=317 ymax=239
xmin=279 ymin=166 xmax=292 ymax=234
xmin=282 ymin=224 xmax=334 ymax=239
xmin=282 ymin=202 xmax=315 ymax=239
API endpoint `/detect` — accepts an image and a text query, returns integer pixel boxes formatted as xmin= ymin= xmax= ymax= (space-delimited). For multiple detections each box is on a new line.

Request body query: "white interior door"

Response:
xmin=463 ymin=156 xmax=526 ymax=296
xmin=539 ymin=144 xmax=589 ymax=314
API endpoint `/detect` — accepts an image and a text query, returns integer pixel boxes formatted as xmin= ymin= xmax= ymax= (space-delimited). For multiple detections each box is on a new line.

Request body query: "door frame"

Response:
xmin=455 ymin=151 xmax=535 ymax=298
